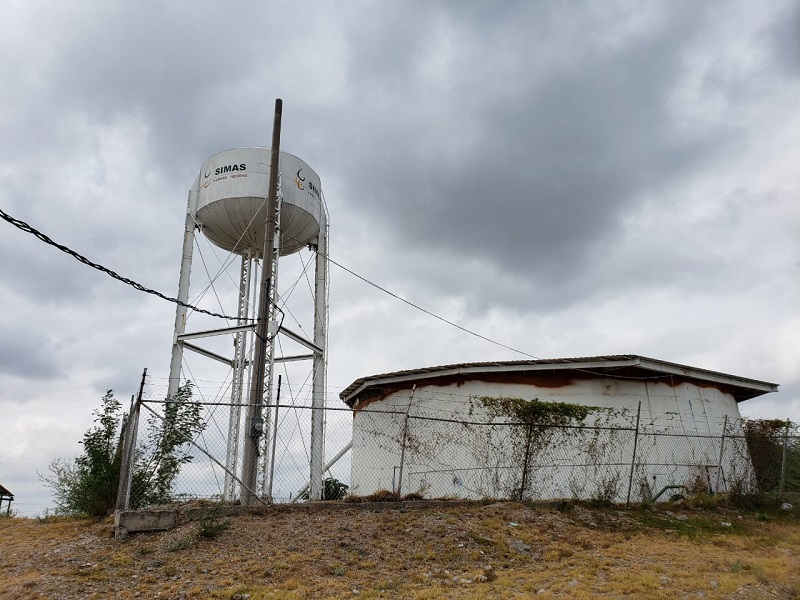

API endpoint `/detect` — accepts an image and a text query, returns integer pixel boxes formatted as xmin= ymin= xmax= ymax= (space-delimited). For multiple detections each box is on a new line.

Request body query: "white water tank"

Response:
xmin=195 ymin=147 xmax=323 ymax=256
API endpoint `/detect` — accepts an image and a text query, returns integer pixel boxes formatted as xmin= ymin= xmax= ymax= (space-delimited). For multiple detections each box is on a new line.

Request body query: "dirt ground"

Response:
xmin=1 ymin=501 xmax=799 ymax=599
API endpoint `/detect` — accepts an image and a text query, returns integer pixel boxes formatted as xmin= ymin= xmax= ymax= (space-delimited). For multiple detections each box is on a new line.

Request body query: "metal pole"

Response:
xmin=395 ymin=385 xmax=417 ymax=496
xmin=715 ymin=415 xmax=728 ymax=494
xmin=267 ymin=375 xmax=282 ymax=502
xmin=241 ymin=99 xmax=283 ymax=505
xmin=625 ymin=401 xmax=642 ymax=506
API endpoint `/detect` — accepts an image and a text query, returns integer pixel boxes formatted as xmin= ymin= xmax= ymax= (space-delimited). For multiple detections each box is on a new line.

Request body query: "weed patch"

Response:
xmin=634 ymin=510 xmax=749 ymax=537
xmin=196 ymin=506 xmax=231 ymax=539
xmin=167 ymin=536 xmax=192 ymax=551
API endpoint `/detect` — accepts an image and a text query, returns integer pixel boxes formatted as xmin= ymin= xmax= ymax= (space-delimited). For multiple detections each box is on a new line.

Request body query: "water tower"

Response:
xmin=167 ymin=146 xmax=328 ymax=503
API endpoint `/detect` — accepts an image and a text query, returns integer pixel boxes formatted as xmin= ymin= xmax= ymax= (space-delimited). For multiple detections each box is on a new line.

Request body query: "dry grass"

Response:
xmin=1 ymin=501 xmax=798 ymax=599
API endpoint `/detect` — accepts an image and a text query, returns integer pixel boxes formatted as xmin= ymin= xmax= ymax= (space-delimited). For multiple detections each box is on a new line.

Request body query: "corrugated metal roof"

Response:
xmin=339 ymin=354 xmax=779 ymax=406
xmin=0 ymin=483 xmax=13 ymax=498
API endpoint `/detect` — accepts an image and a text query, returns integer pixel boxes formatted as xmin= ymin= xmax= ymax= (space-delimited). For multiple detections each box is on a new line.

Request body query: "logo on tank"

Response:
xmin=295 ymin=168 xmax=320 ymax=199
xmin=202 ymin=163 xmax=247 ymax=188
xmin=214 ymin=163 xmax=246 ymax=175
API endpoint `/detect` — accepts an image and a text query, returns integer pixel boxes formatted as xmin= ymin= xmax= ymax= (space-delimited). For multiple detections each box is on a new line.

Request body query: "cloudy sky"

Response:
xmin=1 ymin=1 xmax=798 ymax=515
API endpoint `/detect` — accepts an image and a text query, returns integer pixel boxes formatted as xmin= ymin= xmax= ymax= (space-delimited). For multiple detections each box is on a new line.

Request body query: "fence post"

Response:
xmin=116 ymin=368 xmax=146 ymax=511
xmin=779 ymin=419 xmax=790 ymax=495
xmin=625 ymin=401 xmax=642 ymax=507
xmin=714 ymin=415 xmax=728 ymax=494
xmin=395 ymin=385 xmax=416 ymax=496
xmin=266 ymin=375 xmax=282 ymax=503
xmin=518 ymin=422 xmax=534 ymax=502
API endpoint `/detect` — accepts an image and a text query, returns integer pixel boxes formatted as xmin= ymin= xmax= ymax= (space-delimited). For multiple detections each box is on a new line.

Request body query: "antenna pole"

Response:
xmin=241 ymin=98 xmax=283 ymax=504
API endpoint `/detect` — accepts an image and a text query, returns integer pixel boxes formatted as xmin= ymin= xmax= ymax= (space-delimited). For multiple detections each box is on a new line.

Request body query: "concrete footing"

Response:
xmin=114 ymin=509 xmax=177 ymax=539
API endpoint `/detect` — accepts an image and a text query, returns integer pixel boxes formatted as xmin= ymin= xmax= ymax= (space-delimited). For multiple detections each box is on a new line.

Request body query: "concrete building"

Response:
xmin=340 ymin=355 xmax=778 ymax=502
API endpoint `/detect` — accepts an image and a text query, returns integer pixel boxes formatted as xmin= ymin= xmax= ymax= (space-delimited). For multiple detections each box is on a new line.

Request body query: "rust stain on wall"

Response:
xmin=348 ymin=366 xmax=750 ymax=414
xmin=351 ymin=371 xmax=589 ymax=413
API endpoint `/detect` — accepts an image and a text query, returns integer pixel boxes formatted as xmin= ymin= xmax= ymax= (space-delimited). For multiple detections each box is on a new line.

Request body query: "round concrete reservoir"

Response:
xmin=196 ymin=147 xmax=323 ymax=256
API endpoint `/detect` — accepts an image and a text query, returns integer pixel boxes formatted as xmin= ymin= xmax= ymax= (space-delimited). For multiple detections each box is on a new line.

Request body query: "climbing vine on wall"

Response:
xmin=472 ymin=396 xmax=627 ymax=501
xmin=478 ymin=396 xmax=594 ymax=427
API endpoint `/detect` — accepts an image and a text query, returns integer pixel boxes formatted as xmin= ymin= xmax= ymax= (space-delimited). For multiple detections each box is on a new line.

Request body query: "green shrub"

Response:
xmin=300 ymin=477 xmax=349 ymax=501
xmin=40 ymin=383 xmax=204 ymax=517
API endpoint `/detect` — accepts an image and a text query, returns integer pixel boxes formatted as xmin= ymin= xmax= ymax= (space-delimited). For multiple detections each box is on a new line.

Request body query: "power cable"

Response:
xmin=4 ymin=201 xmax=534 ymax=359
xmin=274 ymin=218 xmax=538 ymax=360
xmin=0 ymin=206 xmax=249 ymax=322
xmin=315 ymin=249 xmax=540 ymax=359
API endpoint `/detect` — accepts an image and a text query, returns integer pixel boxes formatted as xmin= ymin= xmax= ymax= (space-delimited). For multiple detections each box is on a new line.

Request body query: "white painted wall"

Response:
xmin=349 ymin=377 xmax=753 ymax=502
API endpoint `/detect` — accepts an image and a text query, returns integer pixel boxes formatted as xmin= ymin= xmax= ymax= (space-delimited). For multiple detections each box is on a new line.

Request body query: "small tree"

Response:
xmin=41 ymin=382 xmax=204 ymax=517
xmin=41 ymin=391 xmax=123 ymax=517
xmin=130 ymin=382 xmax=205 ymax=508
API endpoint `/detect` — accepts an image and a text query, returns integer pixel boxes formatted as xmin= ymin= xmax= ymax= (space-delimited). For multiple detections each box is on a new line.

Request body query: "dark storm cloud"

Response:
xmin=320 ymin=4 xmax=724 ymax=295
xmin=1 ymin=3 xmax=279 ymax=176
xmin=763 ymin=1 xmax=800 ymax=77
xmin=0 ymin=1 xmax=700 ymax=297
xmin=0 ymin=0 xmax=794 ymax=319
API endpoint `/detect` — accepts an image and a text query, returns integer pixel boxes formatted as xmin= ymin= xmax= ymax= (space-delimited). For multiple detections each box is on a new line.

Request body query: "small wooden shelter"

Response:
xmin=0 ymin=484 xmax=13 ymax=516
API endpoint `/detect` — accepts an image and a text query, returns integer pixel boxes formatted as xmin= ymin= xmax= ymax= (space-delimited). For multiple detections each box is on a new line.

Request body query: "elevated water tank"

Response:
xmin=195 ymin=147 xmax=323 ymax=256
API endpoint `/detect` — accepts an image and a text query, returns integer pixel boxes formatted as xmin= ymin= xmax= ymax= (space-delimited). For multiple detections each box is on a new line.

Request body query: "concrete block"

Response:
xmin=114 ymin=509 xmax=177 ymax=539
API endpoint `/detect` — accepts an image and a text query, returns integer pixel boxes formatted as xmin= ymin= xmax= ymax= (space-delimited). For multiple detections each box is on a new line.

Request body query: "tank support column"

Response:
xmin=168 ymin=189 xmax=199 ymax=400
xmin=309 ymin=214 xmax=329 ymax=501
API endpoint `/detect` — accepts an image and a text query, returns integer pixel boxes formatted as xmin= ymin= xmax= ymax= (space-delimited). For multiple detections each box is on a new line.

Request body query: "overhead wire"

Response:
xmin=274 ymin=249 xmax=316 ymax=335
xmin=193 ymin=240 xmax=233 ymax=325
xmin=2 ymin=202 xmax=537 ymax=361
xmin=274 ymin=219 xmax=541 ymax=360
xmin=313 ymin=248 xmax=540 ymax=360
xmin=0 ymin=206 xmax=248 ymax=321
xmin=275 ymin=336 xmax=311 ymax=463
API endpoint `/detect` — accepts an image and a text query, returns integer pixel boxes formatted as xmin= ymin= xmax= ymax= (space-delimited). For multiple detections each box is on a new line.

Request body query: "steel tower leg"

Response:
xmin=168 ymin=189 xmax=199 ymax=400
xmin=257 ymin=194 xmax=282 ymax=500
xmin=224 ymin=250 xmax=254 ymax=501
xmin=309 ymin=213 xmax=329 ymax=500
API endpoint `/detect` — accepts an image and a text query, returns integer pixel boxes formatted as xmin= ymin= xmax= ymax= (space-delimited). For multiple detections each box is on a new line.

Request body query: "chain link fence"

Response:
xmin=349 ymin=404 xmax=799 ymax=504
xmin=117 ymin=392 xmax=353 ymax=510
xmin=116 ymin=393 xmax=800 ymax=509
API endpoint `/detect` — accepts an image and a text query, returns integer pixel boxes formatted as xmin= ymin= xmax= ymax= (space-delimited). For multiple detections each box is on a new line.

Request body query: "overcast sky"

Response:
xmin=1 ymin=1 xmax=798 ymax=515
